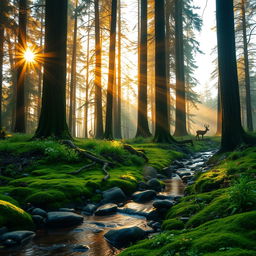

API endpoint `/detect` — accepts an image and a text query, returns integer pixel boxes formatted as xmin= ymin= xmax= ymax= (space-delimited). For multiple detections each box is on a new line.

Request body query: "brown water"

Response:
xmin=1 ymin=150 xmax=214 ymax=256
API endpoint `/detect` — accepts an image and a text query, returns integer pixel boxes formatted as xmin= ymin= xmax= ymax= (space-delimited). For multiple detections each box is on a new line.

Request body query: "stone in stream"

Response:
xmin=94 ymin=203 xmax=118 ymax=216
xmin=58 ymin=208 xmax=75 ymax=213
xmin=102 ymin=187 xmax=127 ymax=204
xmin=0 ymin=231 xmax=35 ymax=247
xmin=71 ymin=244 xmax=89 ymax=252
xmin=137 ymin=181 xmax=149 ymax=190
xmin=153 ymin=199 xmax=175 ymax=209
xmin=147 ymin=178 xmax=162 ymax=192
xmin=104 ymin=227 xmax=148 ymax=248
xmin=143 ymin=166 xmax=158 ymax=180
xmin=46 ymin=212 xmax=84 ymax=227
xmin=31 ymin=208 xmax=47 ymax=218
xmin=32 ymin=215 xmax=45 ymax=228
xmin=182 ymin=175 xmax=194 ymax=183
xmin=132 ymin=190 xmax=157 ymax=203
xmin=82 ymin=204 xmax=97 ymax=215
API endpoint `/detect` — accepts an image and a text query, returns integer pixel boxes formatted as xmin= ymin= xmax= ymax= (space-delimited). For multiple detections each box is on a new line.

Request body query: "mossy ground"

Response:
xmin=120 ymin=144 xmax=256 ymax=256
xmin=0 ymin=134 xmax=208 ymax=211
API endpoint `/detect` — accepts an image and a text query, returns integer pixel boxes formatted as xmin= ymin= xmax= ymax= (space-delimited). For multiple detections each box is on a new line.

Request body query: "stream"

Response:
xmin=0 ymin=150 xmax=216 ymax=256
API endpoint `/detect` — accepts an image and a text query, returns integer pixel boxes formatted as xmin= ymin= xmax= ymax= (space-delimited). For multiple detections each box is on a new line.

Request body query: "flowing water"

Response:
xmin=0 ymin=150 xmax=215 ymax=256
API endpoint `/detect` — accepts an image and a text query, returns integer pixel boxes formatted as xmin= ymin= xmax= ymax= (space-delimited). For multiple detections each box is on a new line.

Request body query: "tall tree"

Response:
xmin=69 ymin=0 xmax=78 ymax=137
xmin=216 ymin=81 xmax=222 ymax=136
xmin=173 ymin=0 xmax=188 ymax=136
xmin=94 ymin=0 xmax=104 ymax=139
xmin=216 ymin=0 xmax=255 ymax=151
xmin=241 ymin=0 xmax=253 ymax=131
xmin=153 ymin=0 xmax=176 ymax=143
xmin=136 ymin=0 xmax=151 ymax=137
xmin=104 ymin=0 xmax=117 ymax=139
xmin=34 ymin=0 xmax=71 ymax=139
xmin=15 ymin=0 xmax=27 ymax=133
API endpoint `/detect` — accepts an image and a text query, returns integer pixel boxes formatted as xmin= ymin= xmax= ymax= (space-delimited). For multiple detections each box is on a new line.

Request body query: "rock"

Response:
xmin=0 ymin=227 xmax=8 ymax=236
xmin=82 ymin=204 xmax=97 ymax=215
xmin=95 ymin=203 xmax=117 ymax=216
xmin=32 ymin=208 xmax=47 ymax=218
xmin=153 ymin=199 xmax=175 ymax=209
xmin=72 ymin=244 xmax=89 ymax=252
xmin=104 ymin=227 xmax=147 ymax=248
xmin=32 ymin=215 xmax=45 ymax=228
xmin=147 ymin=178 xmax=162 ymax=192
xmin=117 ymin=208 xmax=148 ymax=217
xmin=172 ymin=160 xmax=185 ymax=168
xmin=156 ymin=194 xmax=175 ymax=200
xmin=59 ymin=208 xmax=75 ymax=213
xmin=0 ymin=231 xmax=35 ymax=247
xmin=46 ymin=212 xmax=83 ymax=227
xmin=147 ymin=210 xmax=163 ymax=221
xmin=137 ymin=181 xmax=149 ymax=191
xmin=102 ymin=187 xmax=127 ymax=204
xmin=143 ymin=166 xmax=157 ymax=180
xmin=182 ymin=175 xmax=193 ymax=183
xmin=132 ymin=190 xmax=156 ymax=203
xmin=156 ymin=174 xmax=166 ymax=179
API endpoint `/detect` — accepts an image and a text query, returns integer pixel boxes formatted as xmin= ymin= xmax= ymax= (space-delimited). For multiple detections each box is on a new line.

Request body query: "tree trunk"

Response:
xmin=136 ymin=0 xmax=151 ymax=138
xmin=69 ymin=0 xmax=78 ymax=137
xmin=173 ymin=0 xmax=188 ymax=136
xmin=94 ymin=0 xmax=104 ymax=139
xmin=216 ymin=0 xmax=255 ymax=151
xmin=104 ymin=0 xmax=117 ymax=139
xmin=115 ymin=0 xmax=122 ymax=139
xmin=34 ymin=0 xmax=71 ymax=139
xmin=15 ymin=0 xmax=27 ymax=133
xmin=241 ymin=0 xmax=253 ymax=131
xmin=153 ymin=0 xmax=176 ymax=143
xmin=215 ymin=81 xmax=222 ymax=136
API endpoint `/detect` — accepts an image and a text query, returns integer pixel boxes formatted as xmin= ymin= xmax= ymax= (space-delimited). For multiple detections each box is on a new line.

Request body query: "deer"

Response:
xmin=196 ymin=125 xmax=209 ymax=140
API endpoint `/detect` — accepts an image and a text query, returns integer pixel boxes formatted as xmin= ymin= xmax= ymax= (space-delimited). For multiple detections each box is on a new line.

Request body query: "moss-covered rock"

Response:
xmin=0 ymin=200 xmax=34 ymax=230
xmin=161 ymin=218 xmax=184 ymax=231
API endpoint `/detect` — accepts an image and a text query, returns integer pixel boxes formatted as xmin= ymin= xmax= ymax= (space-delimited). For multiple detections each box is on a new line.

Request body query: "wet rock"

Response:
xmin=132 ymin=190 xmax=156 ymax=203
xmin=59 ymin=208 xmax=75 ymax=212
xmin=146 ymin=210 xmax=162 ymax=221
xmin=94 ymin=203 xmax=117 ymax=216
xmin=137 ymin=181 xmax=149 ymax=191
xmin=147 ymin=221 xmax=161 ymax=231
xmin=32 ymin=215 xmax=45 ymax=228
xmin=156 ymin=194 xmax=175 ymax=200
xmin=32 ymin=208 xmax=47 ymax=218
xmin=104 ymin=227 xmax=147 ymax=248
xmin=143 ymin=166 xmax=157 ymax=180
xmin=156 ymin=174 xmax=166 ymax=179
xmin=153 ymin=199 xmax=174 ymax=209
xmin=0 ymin=231 xmax=35 ymax=247
xmin=72 ymin=244 xmax=89 ymax=252
xmin=82 ymin=204 xmax=97 ymax=215
xmin=102 ymin=187 xmax=127 ymax=204
xmin=117 ymin=207 xmax=148 ymax=217
xmin=147 ymin=178 xmax=162 ymax=192
xmin=46 ymin=212 xmax=84 ymax=227
xmin=181 ymin=175 xmax=193 ymax=183
xmin=172 ymin=160 xmax=185 ymax=168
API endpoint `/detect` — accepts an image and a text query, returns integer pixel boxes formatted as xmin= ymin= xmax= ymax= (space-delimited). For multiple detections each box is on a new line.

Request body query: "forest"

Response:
xmin=0 ymin=0 xmax=256 ymax=255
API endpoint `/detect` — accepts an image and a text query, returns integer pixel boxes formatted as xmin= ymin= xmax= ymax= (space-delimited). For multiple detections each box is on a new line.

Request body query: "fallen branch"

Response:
xmin=123 ymin=144 xmax=149 ymax=162
xmin=70 ymin=162 xmax=96 ymax=175
xmin=61 ymin=140 xmax=112 ymax=181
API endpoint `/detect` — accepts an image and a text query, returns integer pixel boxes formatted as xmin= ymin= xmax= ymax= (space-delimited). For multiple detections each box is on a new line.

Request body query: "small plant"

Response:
xmin=228 ymin=176 xmax=256 ymax=213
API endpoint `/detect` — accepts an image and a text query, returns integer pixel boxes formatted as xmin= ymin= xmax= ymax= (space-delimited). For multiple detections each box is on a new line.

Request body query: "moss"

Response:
xmin=0 ymin=195 xmax=19 ymax=206
xmin=0 ymin=200 xmax=34 ymax=230
xmin=120 ymin=212 xmax=256 ymax=256
xmin=162 ymin=218 xmax=184 ymax=231
xmin=204 ymin=249 xmax=256 ymax=256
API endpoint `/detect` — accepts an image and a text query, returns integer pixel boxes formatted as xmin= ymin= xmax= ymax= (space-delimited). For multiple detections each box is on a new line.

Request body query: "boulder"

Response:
xmin=153 ymin=199 xmax=175 ymax=209
xmin=46 ymin=212 xmax=83 ymax=228
xmin=32 ymin=208 xmax=47 ymax=218
xmin=102 ymin=187 xmax=127 ymax=204
xmin=104 ymin=227 xmax=147 ymax=248
xmin=58 ymin=208 xmax=75 ymax=213
xmin=147 ymin=178 xmax=162 ymax=192
xmin=32 ymin=215 xmax=45 ymax=228
xmin=94 ymin=204 xmax=117 ymax=216
xmin=143 ymin=166 xmax=157 ymax=180
xmin=82 ymin=204 xmax=97 ymax=215
xmin=0 ymin=231 xmax=35 ymax=247
xmin=132 ymin=190 xmax=156 ymax=203
xmin=137 ymin=181 xmax=149 ymax=191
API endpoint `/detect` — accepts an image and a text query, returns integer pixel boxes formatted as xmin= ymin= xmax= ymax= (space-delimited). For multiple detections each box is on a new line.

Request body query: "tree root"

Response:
xmin=70 ymin=162 xmax=96 ymax=175
xmin=61 ymin=140 xmax=112 ymax=181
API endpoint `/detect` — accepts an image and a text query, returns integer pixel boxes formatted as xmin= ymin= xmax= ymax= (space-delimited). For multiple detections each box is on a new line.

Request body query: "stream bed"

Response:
xmin=0 ymin=150 xmax=216 ymax=256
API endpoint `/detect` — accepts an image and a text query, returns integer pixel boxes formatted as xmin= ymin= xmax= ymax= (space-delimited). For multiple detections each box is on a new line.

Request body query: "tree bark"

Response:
xmin=136 ymin=0 xmax=151 ymax=138
xmin=153 ymin=0 xmax=176 ymax=143
xmin=94 ymin=0 xmax=104 ymax=139
xmin=69 ymin=0 xmax=78 ymax=137
xmin=173 ymin=0 xmax=188 ymax=136
xmin=15 ymin=0 xmax=27 ymax=133
xmin=104 ymin=0 xmax=117 ymax=139
xmin=34 ymin=0 xmax=71 ymax=139
xmin=241 ymin=0 xmax=253 ymax=131
xmin=215 ymin=81 xmax=222 ymax=136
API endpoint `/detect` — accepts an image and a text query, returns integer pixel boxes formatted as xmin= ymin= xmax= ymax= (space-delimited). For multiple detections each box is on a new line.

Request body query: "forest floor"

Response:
xmin=1 ymin=135 xmax=256 ymax=255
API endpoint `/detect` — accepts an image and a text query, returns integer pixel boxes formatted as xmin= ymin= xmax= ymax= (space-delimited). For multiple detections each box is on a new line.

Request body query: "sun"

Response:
xmin=24 ymin=48 xmax=35 ymax=62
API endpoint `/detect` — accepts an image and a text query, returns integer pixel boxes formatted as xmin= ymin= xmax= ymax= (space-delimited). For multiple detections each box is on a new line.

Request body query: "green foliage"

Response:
xmin=162 ymin=218 xmax=185 ymax=231
xmin=0 ymin=200 xmax=34 ymax=230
